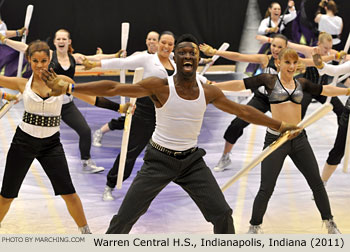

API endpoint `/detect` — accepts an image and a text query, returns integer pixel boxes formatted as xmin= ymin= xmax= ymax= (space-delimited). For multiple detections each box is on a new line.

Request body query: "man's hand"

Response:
xmin=115 ymin=49 xmax=125 ymax=58
xmin=41 ymin=68 xmax=70 ymax=96
xmin=96 ymin=47 xmax=103 ymax=54
xmin=278 ymin=121 xmax=302 ymax=139
xmin=0 ymin=32 xmax=6 ymax=44
xmin=311 ymin=48 xmax=324 ymax=69
xmin=17 ymin=27 xmax=27 ymax=37
xmin=278 ymin=121 xmax=300 ymax=133
xmin=119 ymin=102 xmax=136 ymax=114
xmin=199 ymin=43 xmax=217 ymax=56
xmin=312 ymin=54 xmax=324 ymax=69
xmin=201 ymin=57 xmax=213 ymax=64
xmin=335 ymin=50 xmax=347 ymax=61
xmin=269 ymin=26 xmax=279 ymax=33
xmin=2 ymin=92 xmax=18 ymax=102
xmin=82 ymin=58 xmax=97 ymax=70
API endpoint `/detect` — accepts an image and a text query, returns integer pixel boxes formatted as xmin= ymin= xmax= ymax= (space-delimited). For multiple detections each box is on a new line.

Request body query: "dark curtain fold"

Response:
xmin=1 ymin=0 xmax=249 ymax=65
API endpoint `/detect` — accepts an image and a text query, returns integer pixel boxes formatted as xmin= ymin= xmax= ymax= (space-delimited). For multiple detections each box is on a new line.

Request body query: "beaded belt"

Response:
xmin=150 ymin=139 xmax=197 ymax=157
xmin=22 ymin=111 xmax=61 ymax=127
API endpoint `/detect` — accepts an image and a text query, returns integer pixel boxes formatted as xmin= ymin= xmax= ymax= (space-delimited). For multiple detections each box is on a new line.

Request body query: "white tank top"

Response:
xmin=152 ymin=76 xmax=207 ymax=151
xmin=19 ymin=75 xmax=64 ymax=138
xmin=318 ymin=15 xmax=342 ymax=45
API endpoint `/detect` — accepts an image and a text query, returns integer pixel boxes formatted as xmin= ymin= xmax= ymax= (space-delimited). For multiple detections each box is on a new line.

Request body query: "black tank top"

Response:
xmin=265 ymin=56 xmax=278 ymax=73
xmin=266 ymin=17 xmax=285 ymax=37
xmin=255 ymin=56 xmax=278 ymax=97
xmin=254 ymin=56 xmax=277 ymax=76
xmin=49 ymin=50 xmax=76 ymax=79
xmin=303 ymin=66 xmax=329 ymax=86
xmin=166 ymin=68 xmax=174 ymax=76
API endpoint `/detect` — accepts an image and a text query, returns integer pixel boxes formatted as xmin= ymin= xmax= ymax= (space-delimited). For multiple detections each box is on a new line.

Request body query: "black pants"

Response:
xmin=224 ymin=93 xmax=270 ymax=144
xmin=250 ymin=131 xmax=333 ymax=225
xmin=106 ymin=145 xmax=234 ymax=234
xmin=301 ymin=93 xmax=344 ymax=164
xmin=301 ymin=93 xmax=344 ymax=124
xmin=61 ymin=101 xmax=91 ymax=160
xmin=327 ymin=109 xmax=350 ymax=165
xmin=224 ymin=92 xmax=344 ymax=163
xmin=106 ymin=114 xmax=155 ymax=188
xmin=1 ymin=127 xmax=75 ymax=198
xmin=108 ymin=117 xmax=125 ymax=130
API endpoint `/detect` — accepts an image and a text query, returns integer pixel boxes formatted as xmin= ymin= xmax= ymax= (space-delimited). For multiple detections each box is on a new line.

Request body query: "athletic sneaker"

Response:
xmin=102 ymin=186 xmax=115 ymax=201
xmin=82 ymin=159 xmax=105 ymax=173
xmin=92 ymin=129 xmax=103 ymax=147
xmin=79 ymin=225 xmax=92 ymax=234
xmin=324 ymin=219 xmax=341 ymax=234
xmin=213 ymin=153 xmax=232 ymax=172
xmin=247 ymin=225 xmax=263 ymax=234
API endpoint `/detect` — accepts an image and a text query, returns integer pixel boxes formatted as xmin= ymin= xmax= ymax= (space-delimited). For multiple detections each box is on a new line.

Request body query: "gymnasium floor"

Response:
xmin=0 ymin=74 xmax=350 ymax=234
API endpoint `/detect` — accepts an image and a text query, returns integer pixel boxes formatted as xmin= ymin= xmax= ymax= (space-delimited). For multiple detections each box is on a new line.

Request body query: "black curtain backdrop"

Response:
xmin=0 ymin=0 xmax=249 ymax=65
xmin=257 ymin=0 xmax=350 ymax=50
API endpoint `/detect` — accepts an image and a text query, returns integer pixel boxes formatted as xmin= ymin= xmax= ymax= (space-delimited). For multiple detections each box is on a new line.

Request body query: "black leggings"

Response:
xmin=61 ymin=101 xmax=91 ymax=160
xmin=224 ymin=92 xmax=344 ymax=164
xmin=301 ymin=93 xmax=344 ymax=164
xmin=327 ymin=109 xmax=350 ymax=165
xmin=224 ymin=93 xmax=270 ymax=144
xmin=250 ymin=131 xmax=333 ymax=225
xmin=108 ymin=116 xmax=125 ymax=130
xmin=106 ymin=113 xmax=155 ymax=188
xmin=301 ymin=93 xmax=344 ymax=124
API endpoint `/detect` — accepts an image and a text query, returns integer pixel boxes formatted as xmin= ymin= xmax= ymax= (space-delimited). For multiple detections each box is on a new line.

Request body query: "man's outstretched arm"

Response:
xmin=41 ymin=68 xmax=164 ymax=98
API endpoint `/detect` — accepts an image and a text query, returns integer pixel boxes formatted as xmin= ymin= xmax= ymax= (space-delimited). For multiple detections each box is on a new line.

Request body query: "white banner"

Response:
xmin=0 ymin=234 xmax=349 ymax=252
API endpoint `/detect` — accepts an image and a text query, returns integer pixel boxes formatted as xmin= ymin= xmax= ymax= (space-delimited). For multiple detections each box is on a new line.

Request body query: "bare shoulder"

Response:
xmin=138 ymin=77 xmax=168 ymax=93
xmin=203 ymin=83 xmax=221 ymax=93
xmin=17 ymin=77 xmax=29 ymax=92
xmin=202 ymin=83 xmax=225 ymax=103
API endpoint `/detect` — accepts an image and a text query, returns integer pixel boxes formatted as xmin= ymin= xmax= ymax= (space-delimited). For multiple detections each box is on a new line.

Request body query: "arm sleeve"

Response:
xmin=243 ymin=73 xmax=270 ymax=90
xmin=258 ymin=18 xmax=269 ymax=35
xmin=101 ymin=53 xmax=148 ymax=70
xmin=318 ymin=61 xmax=350 ymax=76
xmin=299 ymin=78 xmax=323 ymax=96
xmin=282 ymin=9 xmax=297 ymax=24
xmin=94 ymin=97 xmax=120 ymax=112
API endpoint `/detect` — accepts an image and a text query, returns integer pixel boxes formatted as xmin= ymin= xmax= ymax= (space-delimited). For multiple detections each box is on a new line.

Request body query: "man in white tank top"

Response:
xmin=42 ymin=34 xmax=300 ymax=234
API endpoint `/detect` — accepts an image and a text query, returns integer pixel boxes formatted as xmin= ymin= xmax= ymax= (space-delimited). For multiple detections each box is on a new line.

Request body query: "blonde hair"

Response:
xmin=278 ymin=48 xmax=299 ymax=60
xmin=54 ymin=29 xmax=74 ymax=54
xmin=318 ymin=32 xmax=332 ymax=43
